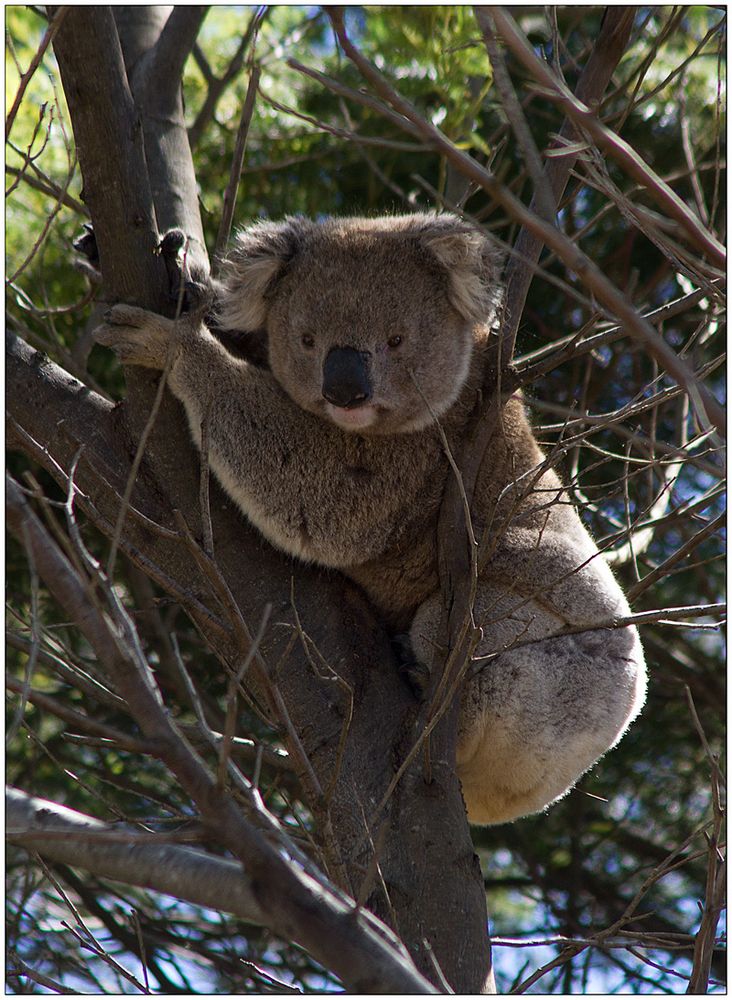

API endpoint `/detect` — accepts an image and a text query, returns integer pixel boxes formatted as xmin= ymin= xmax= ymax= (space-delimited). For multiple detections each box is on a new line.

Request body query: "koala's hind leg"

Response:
xmin=94 ymin=304 xmax=176 ymax=369
xmin=410 ymin=588 xmax=646 ymax=825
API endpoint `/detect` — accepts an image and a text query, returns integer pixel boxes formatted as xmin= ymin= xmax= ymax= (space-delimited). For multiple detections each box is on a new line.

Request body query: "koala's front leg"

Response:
xmin=94 ymin=304 xmax=178 ymax=369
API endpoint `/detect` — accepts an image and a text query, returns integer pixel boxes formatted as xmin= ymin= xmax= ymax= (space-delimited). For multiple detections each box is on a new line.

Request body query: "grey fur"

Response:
xmin=95 ymin=213 xmax=646 ymax=825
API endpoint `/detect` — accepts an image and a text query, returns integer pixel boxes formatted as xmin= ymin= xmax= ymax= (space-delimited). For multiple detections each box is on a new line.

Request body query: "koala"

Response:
xmin=95 ymin=213 xmax=646 ymax=825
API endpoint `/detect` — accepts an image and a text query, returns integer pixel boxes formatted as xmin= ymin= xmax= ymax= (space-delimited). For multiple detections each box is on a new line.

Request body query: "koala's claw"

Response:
xmin=94 ymin=304 xmax=175 ymax=369
xmin=391 ymin=633 xmax=431 ymax=700
xmin=73 ymin=223 xmax=100 ymax=269
xmin=401 ymin=659 xmax=431 ymax=701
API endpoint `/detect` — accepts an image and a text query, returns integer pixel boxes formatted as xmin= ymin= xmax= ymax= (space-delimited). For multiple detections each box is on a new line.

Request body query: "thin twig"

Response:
xmin=6 ymin=6 xmax=70 ymax=136
xmin=8 ymin=955 xmax=80 ymax=995
xmin=198 ymin=402 xmax=215 ymax=559
xmin=684 ymin=688 xmax=726 ymax=995
xmin=476 ymin=8 xmax=556 ymax=222
xmin=214 ymin=62 xmax=262 ymax=267
xmin=6 ymin=522 xmax=41 ymax=745
xmin=218 ymin=603 xmax=272 ymax=788
xmin=628 ymin=514 xmax=725 ymax=602
xmin=471 ymin=604 xmax=725 ymax=669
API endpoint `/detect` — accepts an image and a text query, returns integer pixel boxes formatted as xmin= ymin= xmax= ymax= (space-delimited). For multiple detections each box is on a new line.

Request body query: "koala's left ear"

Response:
xmin=215 ymin=217 xmax=311 ymax=331
xmin=420 ymin=221 xmax=502 ymax=325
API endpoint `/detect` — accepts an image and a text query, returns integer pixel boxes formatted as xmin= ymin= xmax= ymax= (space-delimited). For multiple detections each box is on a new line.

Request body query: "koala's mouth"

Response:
xmin=324 ymin=401 xmax=379 ymax=432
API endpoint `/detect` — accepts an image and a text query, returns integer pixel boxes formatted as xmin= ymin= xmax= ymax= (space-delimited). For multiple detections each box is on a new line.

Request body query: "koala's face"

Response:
xmin=267 ymin=234 xmax=478 ymax=434
xmin=218 ymin=215 xmax=501 ymax=435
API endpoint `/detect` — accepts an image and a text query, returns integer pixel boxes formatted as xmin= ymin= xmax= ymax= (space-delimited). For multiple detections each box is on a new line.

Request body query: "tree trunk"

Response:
xmin=9 ymin=6 xmax=495 ymax=991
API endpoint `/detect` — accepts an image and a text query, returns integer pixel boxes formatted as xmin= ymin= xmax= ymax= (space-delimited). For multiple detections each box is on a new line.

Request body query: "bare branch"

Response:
xmin=486 ymin=7 xmax=726 ymax=268
xmin=6 ymin=6 xmax=69 ymax=137
xmin=477 ymin=5 xmax=635 ymax=358
xmin=628 ymin=514 xmax=725 ymax=603
xmin=5 ymin=164 xmax=87 ymax=217
xmin=514 ymin=817 xmax=719 ymax=992
xmin=149 ymin=6 xmax=209 ymax=92
xmin=685 ymin=691 xmax=726 ymax=995
xmin=214 ymin=63 xmax=262 ymax=266
xmin=5 ymin=675 xmax=150 ymax=754
xmin=476 ymin=9 xmax=556 ymax=223
xmin=8 ymin=956 xmax=79 ymax=995
xmin=7 ymin=788 xmax=266 ymax=925
xmin=286 ymin=57 xmax=425 ymax=139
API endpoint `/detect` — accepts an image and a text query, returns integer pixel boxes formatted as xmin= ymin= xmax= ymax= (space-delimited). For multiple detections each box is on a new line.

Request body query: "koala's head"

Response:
xmin=217 ymin=213 xmax=502 ymax=435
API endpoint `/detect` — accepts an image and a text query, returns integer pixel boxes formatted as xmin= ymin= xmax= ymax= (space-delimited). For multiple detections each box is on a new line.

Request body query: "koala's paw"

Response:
xmin=392 ymin=633 xmax=431 ymax=700
xmin=94 ymin=304 xmax=175 ymax=369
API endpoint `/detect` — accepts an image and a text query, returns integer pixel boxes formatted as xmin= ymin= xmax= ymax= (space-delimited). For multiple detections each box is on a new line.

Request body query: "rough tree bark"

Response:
xmin=7 ymin=6 xmax=492 ymax=991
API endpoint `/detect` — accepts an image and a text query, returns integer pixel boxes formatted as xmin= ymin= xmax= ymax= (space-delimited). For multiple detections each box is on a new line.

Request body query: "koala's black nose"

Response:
xmin=322 ymin=347 xmax=372 ymax=408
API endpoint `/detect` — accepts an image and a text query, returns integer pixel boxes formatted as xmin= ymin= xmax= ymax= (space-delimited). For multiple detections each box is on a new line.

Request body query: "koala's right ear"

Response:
xmin=215 ymin=217 xmax=309 ymax=331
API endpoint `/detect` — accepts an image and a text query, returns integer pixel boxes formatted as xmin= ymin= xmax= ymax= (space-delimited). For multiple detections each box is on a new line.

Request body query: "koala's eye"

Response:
xmin=387 ymin=335 xmax=403 ymax=349
xmin=301 ymin=333 xmax=315 ymax=349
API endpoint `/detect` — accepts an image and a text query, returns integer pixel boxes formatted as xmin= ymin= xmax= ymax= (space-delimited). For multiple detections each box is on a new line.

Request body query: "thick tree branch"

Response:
xmin=149 ymin=6 xmax=209 ymax=89
xmin=6 ymin=475 xmax=438 ymax=995
xmin=50 ymin=6 xmax=211 ymax=534
xmin=7 ymin=788 xmax=266 ymax=925
xmin=50 ymin=6 xmax=169 ymax=310
xmin=6 ymin=320 xmax=480 ymax=990
xmin=113 ymin=6 xmax=209 ymax=282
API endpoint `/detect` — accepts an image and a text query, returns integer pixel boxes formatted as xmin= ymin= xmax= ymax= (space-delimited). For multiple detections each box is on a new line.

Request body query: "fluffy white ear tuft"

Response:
xmin=420 ymin=221 xmax=502 ymax=325
xmin=216 ymin=217 xmax=310 ymax=331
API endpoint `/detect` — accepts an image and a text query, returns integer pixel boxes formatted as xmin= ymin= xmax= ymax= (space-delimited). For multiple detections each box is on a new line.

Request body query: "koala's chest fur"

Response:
xmin=258 ymin=418 xmax=449 ymax=583
xmin=296 ymin=426 xmax=454 ymax=631
xmin=266 ymin=368 xmax=489 ymax=627
xmin=346 ymin=395 xmax=543 ymax=629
